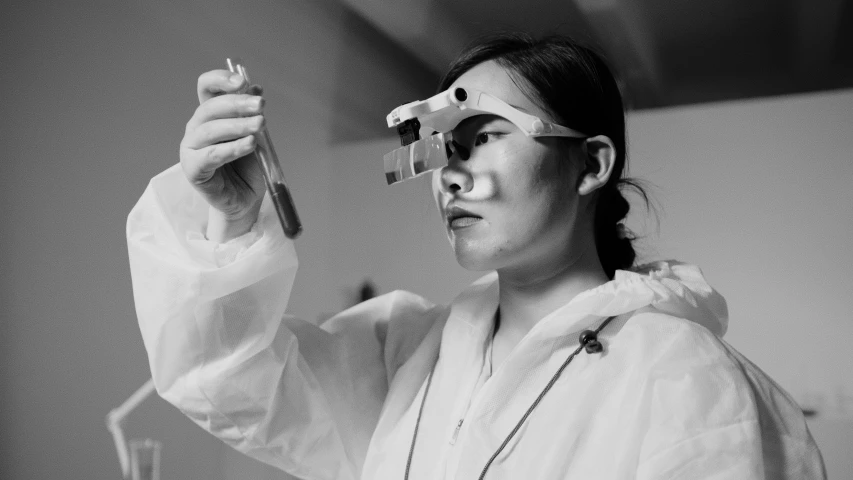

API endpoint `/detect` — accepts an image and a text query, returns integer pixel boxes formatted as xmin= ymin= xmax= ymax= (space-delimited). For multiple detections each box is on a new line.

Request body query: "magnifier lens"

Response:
xmin=384 ymin=132 xmax=451 ymax=185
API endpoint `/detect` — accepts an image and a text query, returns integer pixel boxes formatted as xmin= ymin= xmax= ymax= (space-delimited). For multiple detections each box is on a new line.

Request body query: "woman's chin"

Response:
xmin=451 ymin=246 xmax=501 ymax=272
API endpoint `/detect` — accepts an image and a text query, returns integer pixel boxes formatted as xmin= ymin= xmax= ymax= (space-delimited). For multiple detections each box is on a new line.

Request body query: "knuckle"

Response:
xmin=181 ymin=145 xmax=198 ymax=161
xmin=198 ymin=98 xmax=214 ymax=116
xmin=179 ymin=150 xmax=201 ymax=179
xmin=179 ymin=152 xmax=194 ymax=171
xmin=199 ymin=124 xmax=215 ymax=144
xmin=204 ymin=144 xmax=221 ymax=164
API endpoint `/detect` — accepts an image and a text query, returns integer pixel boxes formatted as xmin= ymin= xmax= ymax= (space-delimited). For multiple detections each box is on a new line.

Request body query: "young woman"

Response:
xmin=127 ymin=34 xmax=825 ymax=479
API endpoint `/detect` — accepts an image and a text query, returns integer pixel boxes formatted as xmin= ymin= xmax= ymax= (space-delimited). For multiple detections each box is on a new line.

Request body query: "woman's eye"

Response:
xmin=474 ymin=132 xmax=500 ymax=146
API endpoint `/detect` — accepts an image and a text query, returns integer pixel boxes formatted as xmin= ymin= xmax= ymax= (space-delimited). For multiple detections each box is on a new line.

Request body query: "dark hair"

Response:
xmin=438 ymin=32 xmax=649 ymax=279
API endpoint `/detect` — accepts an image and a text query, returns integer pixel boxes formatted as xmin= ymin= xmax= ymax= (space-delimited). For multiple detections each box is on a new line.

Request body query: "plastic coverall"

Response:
xmin=128 ymin=165 xmax=825 ymax=480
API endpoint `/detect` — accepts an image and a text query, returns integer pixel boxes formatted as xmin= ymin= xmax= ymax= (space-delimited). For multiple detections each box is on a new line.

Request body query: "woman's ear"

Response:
xmin=577 ymin=135 xmax=616 ymax=196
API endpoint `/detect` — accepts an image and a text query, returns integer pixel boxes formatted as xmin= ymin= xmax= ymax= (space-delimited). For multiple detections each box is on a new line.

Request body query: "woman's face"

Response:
xmin=433 ymin=60 xmax=588 ymax=274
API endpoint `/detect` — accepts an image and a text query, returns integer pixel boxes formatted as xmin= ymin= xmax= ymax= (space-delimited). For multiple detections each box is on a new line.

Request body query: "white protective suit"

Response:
xmin=128 ymin=165 xmax=825 ymax=480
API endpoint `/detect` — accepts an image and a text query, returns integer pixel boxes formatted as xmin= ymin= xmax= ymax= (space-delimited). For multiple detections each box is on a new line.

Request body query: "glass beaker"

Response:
xmin=130 ymin=438 xmax=161 ymax=480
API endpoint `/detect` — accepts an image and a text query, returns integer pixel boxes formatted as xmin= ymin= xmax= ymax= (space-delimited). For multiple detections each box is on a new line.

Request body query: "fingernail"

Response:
xmin=230 ymin=74 xmax=244 ymax=85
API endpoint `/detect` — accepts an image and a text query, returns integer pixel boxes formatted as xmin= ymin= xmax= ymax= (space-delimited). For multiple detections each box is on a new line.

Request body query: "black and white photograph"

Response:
xmin=1 ymin=0 xmax=851 ymax=478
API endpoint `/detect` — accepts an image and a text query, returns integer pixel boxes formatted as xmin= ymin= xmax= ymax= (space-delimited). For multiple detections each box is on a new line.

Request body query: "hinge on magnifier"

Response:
xmin=396 ymin=118 xmax=421 ymax=146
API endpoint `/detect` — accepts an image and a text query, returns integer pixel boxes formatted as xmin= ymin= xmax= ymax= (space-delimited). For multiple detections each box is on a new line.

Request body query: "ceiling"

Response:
xmin=338 ymin=0 xmax=853 ymax=109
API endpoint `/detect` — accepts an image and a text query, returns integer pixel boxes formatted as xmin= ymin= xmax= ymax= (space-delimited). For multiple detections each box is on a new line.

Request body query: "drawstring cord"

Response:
xmin=404 ymin=352 xmax=438 ymax=479
xmin=404 ymin=315 xmax=616 ymax=480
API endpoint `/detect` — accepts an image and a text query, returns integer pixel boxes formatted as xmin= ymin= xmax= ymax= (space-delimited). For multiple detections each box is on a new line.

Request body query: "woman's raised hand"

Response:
xmin=180 ymin=70 xmax=267 ymax=242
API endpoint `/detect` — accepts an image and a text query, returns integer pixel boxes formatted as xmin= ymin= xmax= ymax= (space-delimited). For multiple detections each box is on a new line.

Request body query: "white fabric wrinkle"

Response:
xmin=365 ymin=315 xmax=446 ymax=462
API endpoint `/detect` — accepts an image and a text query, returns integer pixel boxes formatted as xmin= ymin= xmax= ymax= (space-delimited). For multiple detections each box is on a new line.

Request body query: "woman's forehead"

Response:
xmin=447 ymin=61 xmax=549 ymax=119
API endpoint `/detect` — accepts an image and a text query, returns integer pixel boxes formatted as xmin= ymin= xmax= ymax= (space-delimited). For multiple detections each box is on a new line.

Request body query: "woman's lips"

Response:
xmin=445 ymin=205 xmax=482 ymax=229
xmin=450 ymin=216 xmax=482 ymax=229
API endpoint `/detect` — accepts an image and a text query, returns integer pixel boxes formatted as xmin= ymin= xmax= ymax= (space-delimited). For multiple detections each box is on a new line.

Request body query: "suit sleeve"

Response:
xmin=635 ymin=321 xmax=825 ymax=480
xmin=127 ymin=164 xmax=437 ymax=480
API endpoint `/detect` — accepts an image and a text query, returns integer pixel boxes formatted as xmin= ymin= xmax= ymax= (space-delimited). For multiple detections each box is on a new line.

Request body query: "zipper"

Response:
xmin=449 ymin=419 xmax=464 ymax=445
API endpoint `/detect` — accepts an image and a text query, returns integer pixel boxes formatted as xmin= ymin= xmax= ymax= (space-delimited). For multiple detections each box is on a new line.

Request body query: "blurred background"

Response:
xmin=1 ymin=0 xmax=851 ymax=478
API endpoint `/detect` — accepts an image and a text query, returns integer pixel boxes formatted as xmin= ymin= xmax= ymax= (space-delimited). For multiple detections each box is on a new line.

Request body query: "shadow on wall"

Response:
xmin=327 ymin=9 xmax=439 ymax=144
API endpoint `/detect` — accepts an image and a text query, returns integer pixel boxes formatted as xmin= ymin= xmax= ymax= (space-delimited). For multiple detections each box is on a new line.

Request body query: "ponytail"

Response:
xmin=594 ymin=180 xmax=641 ymax=278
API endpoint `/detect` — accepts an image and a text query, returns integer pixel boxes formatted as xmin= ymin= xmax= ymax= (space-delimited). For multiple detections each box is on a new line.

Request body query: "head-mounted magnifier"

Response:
xmin=384 ymin=87 xmax=587 ymax=185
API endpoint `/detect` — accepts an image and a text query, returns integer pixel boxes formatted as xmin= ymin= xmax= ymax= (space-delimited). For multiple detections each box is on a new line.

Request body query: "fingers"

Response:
xmin=183 ymin=114 xmax=265 ymax=149
xmin=184 ymin=69 xmax=268 ymax=182
xmin=196 ymin=68 xmax=263 ymax=101
xmin=197 ymin=69 xmax=247 ymax=104
xmin=186 ymin=92 xmax=264 ymax=132
xmin=181 ymin=135 xmax=257 ymax=184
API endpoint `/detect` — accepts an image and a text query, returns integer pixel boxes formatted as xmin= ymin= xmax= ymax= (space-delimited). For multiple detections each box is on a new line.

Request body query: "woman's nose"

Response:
xmin=439 ymin=151 xmax=473 ymax=194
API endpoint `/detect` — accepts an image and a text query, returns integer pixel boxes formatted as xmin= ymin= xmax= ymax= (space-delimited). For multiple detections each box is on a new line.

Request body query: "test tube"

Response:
xmin=227 ymin=58 xmax=302 ymax=239
xmin=130 ymin=438 xmax=161 ymax=480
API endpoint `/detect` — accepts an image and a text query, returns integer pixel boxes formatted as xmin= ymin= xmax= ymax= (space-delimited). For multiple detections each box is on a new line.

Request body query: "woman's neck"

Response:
xmin=495 ymin=246 xmax=609 ymax=340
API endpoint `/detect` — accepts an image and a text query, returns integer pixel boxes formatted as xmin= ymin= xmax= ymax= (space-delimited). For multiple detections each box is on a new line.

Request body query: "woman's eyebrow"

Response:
xmin=456 ymin=114 xmax=502 ymax=130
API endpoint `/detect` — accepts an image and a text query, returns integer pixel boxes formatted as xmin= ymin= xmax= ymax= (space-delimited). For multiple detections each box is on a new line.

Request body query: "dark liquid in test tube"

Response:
xmin=270 ymin=181 xmax=302 ymax=238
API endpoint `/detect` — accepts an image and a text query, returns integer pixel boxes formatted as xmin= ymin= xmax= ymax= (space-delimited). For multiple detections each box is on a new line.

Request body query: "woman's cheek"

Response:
xmin=431 ymin=171 xmax=443 ymax=207
xmin=467 ymin=171 xmax=498 ymax=201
